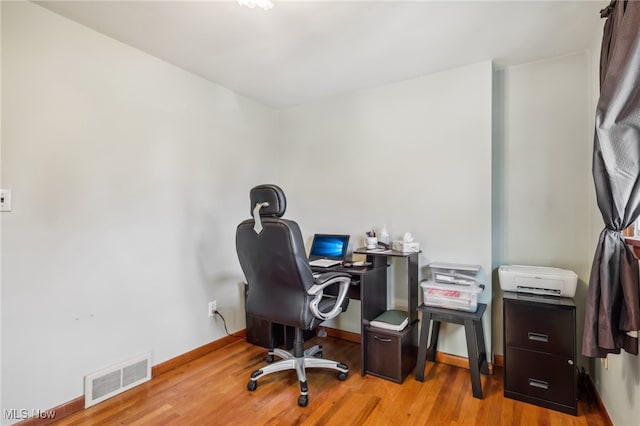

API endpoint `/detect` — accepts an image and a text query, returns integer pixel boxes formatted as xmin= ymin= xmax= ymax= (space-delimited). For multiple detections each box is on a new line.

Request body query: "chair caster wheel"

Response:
xmin=265 ymin=354 xmax=274 ymax=363
xmin=314 ymin=351 xmax=323 ymax=358
xmin=298 ymin=395 xmax=308 ymax=407
xmin=247 ymin=380 xmax=258 ymax=391
xmin=338 ymin=372 xmax=348 ymax=381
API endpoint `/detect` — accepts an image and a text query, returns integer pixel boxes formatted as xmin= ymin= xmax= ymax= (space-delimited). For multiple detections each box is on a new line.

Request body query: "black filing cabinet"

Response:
xmin=366 ymin=322 xmax=418 ymax=383
xmin=503 ymin=292 xmax=577 ymax=415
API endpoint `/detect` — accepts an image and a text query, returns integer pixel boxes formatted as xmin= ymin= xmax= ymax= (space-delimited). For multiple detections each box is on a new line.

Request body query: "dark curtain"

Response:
xmin=583 ymin=0 xmax=640 ymax=358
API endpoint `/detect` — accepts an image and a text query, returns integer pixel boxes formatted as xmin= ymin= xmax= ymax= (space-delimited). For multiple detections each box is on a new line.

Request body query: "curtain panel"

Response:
xmin=583 ymin=0 xmax=640 ymax=358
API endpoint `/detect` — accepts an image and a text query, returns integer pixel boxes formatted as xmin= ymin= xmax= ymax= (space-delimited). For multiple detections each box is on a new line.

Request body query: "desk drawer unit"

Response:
xmin=503 ymin=294 xmax=577 ymax=415
xmin=366 ymin=322 xmax=417 ymax=384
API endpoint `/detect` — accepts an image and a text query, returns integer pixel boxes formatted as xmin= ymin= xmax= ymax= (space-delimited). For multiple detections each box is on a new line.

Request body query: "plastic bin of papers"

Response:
xmin=421 ymin=280 xmax=483 ymax=312
xmin=429 ymin=262 xmax=480 ymax=285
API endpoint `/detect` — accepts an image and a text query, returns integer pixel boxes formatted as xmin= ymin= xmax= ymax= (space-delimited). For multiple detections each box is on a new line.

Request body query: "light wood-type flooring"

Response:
xmin=53 ymin=335 xmax=609 ymax=425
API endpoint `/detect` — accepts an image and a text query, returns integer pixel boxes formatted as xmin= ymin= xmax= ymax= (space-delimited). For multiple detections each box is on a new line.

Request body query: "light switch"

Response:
xmin=0 ymin=189 xmax=12 ymax=212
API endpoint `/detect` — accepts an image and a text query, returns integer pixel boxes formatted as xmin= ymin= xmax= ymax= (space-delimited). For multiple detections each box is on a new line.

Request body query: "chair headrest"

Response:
xmin=250 ymin=184 xmax=287 ymax=217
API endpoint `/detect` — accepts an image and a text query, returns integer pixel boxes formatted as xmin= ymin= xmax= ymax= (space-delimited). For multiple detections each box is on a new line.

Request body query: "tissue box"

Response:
xmin=391 ymin=240 xmax=420 ymax=253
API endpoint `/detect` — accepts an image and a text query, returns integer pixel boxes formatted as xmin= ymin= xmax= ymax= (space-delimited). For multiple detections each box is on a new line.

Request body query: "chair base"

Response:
xmin=247 ymin=332 xmax=349 ymax=407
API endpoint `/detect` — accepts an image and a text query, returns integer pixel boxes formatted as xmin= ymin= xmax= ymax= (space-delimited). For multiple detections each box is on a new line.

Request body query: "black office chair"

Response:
xmin=236 ymin=184 xmax=351 ymax=407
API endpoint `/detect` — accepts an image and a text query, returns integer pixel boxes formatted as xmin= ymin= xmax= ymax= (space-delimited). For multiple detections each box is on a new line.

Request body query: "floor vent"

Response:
xmin=84 ymin=352 xmax=151 ymax=408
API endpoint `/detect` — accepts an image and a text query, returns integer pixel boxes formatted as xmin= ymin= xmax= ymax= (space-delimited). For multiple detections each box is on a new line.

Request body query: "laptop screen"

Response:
xmin=309 ymin=234 xmax=350 ymax=260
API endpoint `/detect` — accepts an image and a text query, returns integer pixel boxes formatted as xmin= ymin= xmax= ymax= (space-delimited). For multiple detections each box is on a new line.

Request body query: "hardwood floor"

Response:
xmin=53 ymin=336 xmax=609 ymax=425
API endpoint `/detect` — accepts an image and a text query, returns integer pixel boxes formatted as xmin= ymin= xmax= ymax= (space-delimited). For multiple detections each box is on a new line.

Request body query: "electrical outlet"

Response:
xmin=208 ymin=301 xmax=217 ymax=317
xmin=0 ymin=189 xmax=12 ymax=212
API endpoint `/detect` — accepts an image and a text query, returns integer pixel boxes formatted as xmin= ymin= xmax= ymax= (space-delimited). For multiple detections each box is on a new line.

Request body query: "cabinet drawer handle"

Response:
xmin=373 ymin=336 xmax=392 ymax=343
xmin=528 ymin=332 xmax=548 ymax=342
xmin=528 ymin=378 xmax=549 ymax=390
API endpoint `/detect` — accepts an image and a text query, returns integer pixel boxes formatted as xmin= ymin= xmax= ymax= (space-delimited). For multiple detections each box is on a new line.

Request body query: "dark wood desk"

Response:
xmin=349 ymin=248 xmax=420 ymax=382
xmin=415 ymin=303 xmax=489 ymax=398
xmin=353 ymin=248 xmax=420 ymax=326
xmin=249 ymin=248 xmax=421 ymax=382
xmin=311 ymin=263 xmax=387 ymax=376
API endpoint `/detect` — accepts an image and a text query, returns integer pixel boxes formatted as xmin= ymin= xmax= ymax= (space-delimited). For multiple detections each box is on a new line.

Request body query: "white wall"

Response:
xmin=1 ymin=2 xmax=276 ymax=419
xmin=491 ymin=53 xmax=594 ymax=365
xmin=598 ymin=349 xmax=640 ymax=426
xmin=4 ymin=2 xmax=628 ymax=424
xmin=0 ymin=0 xmax=3 ymax=415
xmin=492 ymin=41 xmax=640 ymax=426
xmin=277 ymin=61 xmax=493 ymax=357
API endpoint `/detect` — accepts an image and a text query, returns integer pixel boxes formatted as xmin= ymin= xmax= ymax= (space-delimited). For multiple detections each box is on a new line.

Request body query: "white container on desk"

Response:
xmin=391 ymin=240 xmax=420 ymax=253
xmin=421 ymin=279 xmax=483 ymax=312
xmin=429 ymin=262 xmax=481 ymax=285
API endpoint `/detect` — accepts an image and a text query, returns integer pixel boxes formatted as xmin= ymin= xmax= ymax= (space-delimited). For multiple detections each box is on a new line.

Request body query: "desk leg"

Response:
xmin=360 ymin=267 xmax=387 ymax=377
xmin=474 ymin=317 xmax=490 ymax=375
xmin=415 ymin=314 xmax=432 ymax=382
xmin=407 ymin=253 xmax=419 ymax=324
xmin=464 ymin=319 xmax=483 ymax=399
xmin=427 ymin=321 xmax=440 ymax=362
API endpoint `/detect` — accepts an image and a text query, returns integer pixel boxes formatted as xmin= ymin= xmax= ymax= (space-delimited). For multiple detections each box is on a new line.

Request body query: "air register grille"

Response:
xmin=84 ymin=352 xmax=151 ymax=408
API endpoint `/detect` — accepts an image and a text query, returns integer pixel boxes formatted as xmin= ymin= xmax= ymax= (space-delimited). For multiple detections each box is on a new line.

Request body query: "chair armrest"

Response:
xmin=307 ymin=272 xmax=351 ymax=321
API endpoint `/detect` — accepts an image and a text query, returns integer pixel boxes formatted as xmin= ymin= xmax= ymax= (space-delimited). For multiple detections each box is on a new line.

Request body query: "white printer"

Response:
xmin=498 ymin=265 xmax=577 ymax=298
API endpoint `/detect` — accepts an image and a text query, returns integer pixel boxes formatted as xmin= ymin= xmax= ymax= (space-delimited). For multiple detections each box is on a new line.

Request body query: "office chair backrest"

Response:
xmin=236 ymin=184 xmax=316 ymax=329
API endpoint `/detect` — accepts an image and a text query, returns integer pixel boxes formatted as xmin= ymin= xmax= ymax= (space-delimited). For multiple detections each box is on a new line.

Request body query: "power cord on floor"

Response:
xmin=577 ymin=366 xmax=586 ymax=401
xmin=213 ymin=310 xmax=244 ymax=338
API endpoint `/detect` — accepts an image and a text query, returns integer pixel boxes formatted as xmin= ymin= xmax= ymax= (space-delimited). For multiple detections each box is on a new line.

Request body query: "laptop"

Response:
xmin=308 ymin=234 xmax=350 ymax=268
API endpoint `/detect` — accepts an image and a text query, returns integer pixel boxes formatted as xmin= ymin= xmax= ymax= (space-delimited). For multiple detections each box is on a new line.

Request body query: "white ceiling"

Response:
xmin=35 ymin=0 xmax=606 ymax=109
